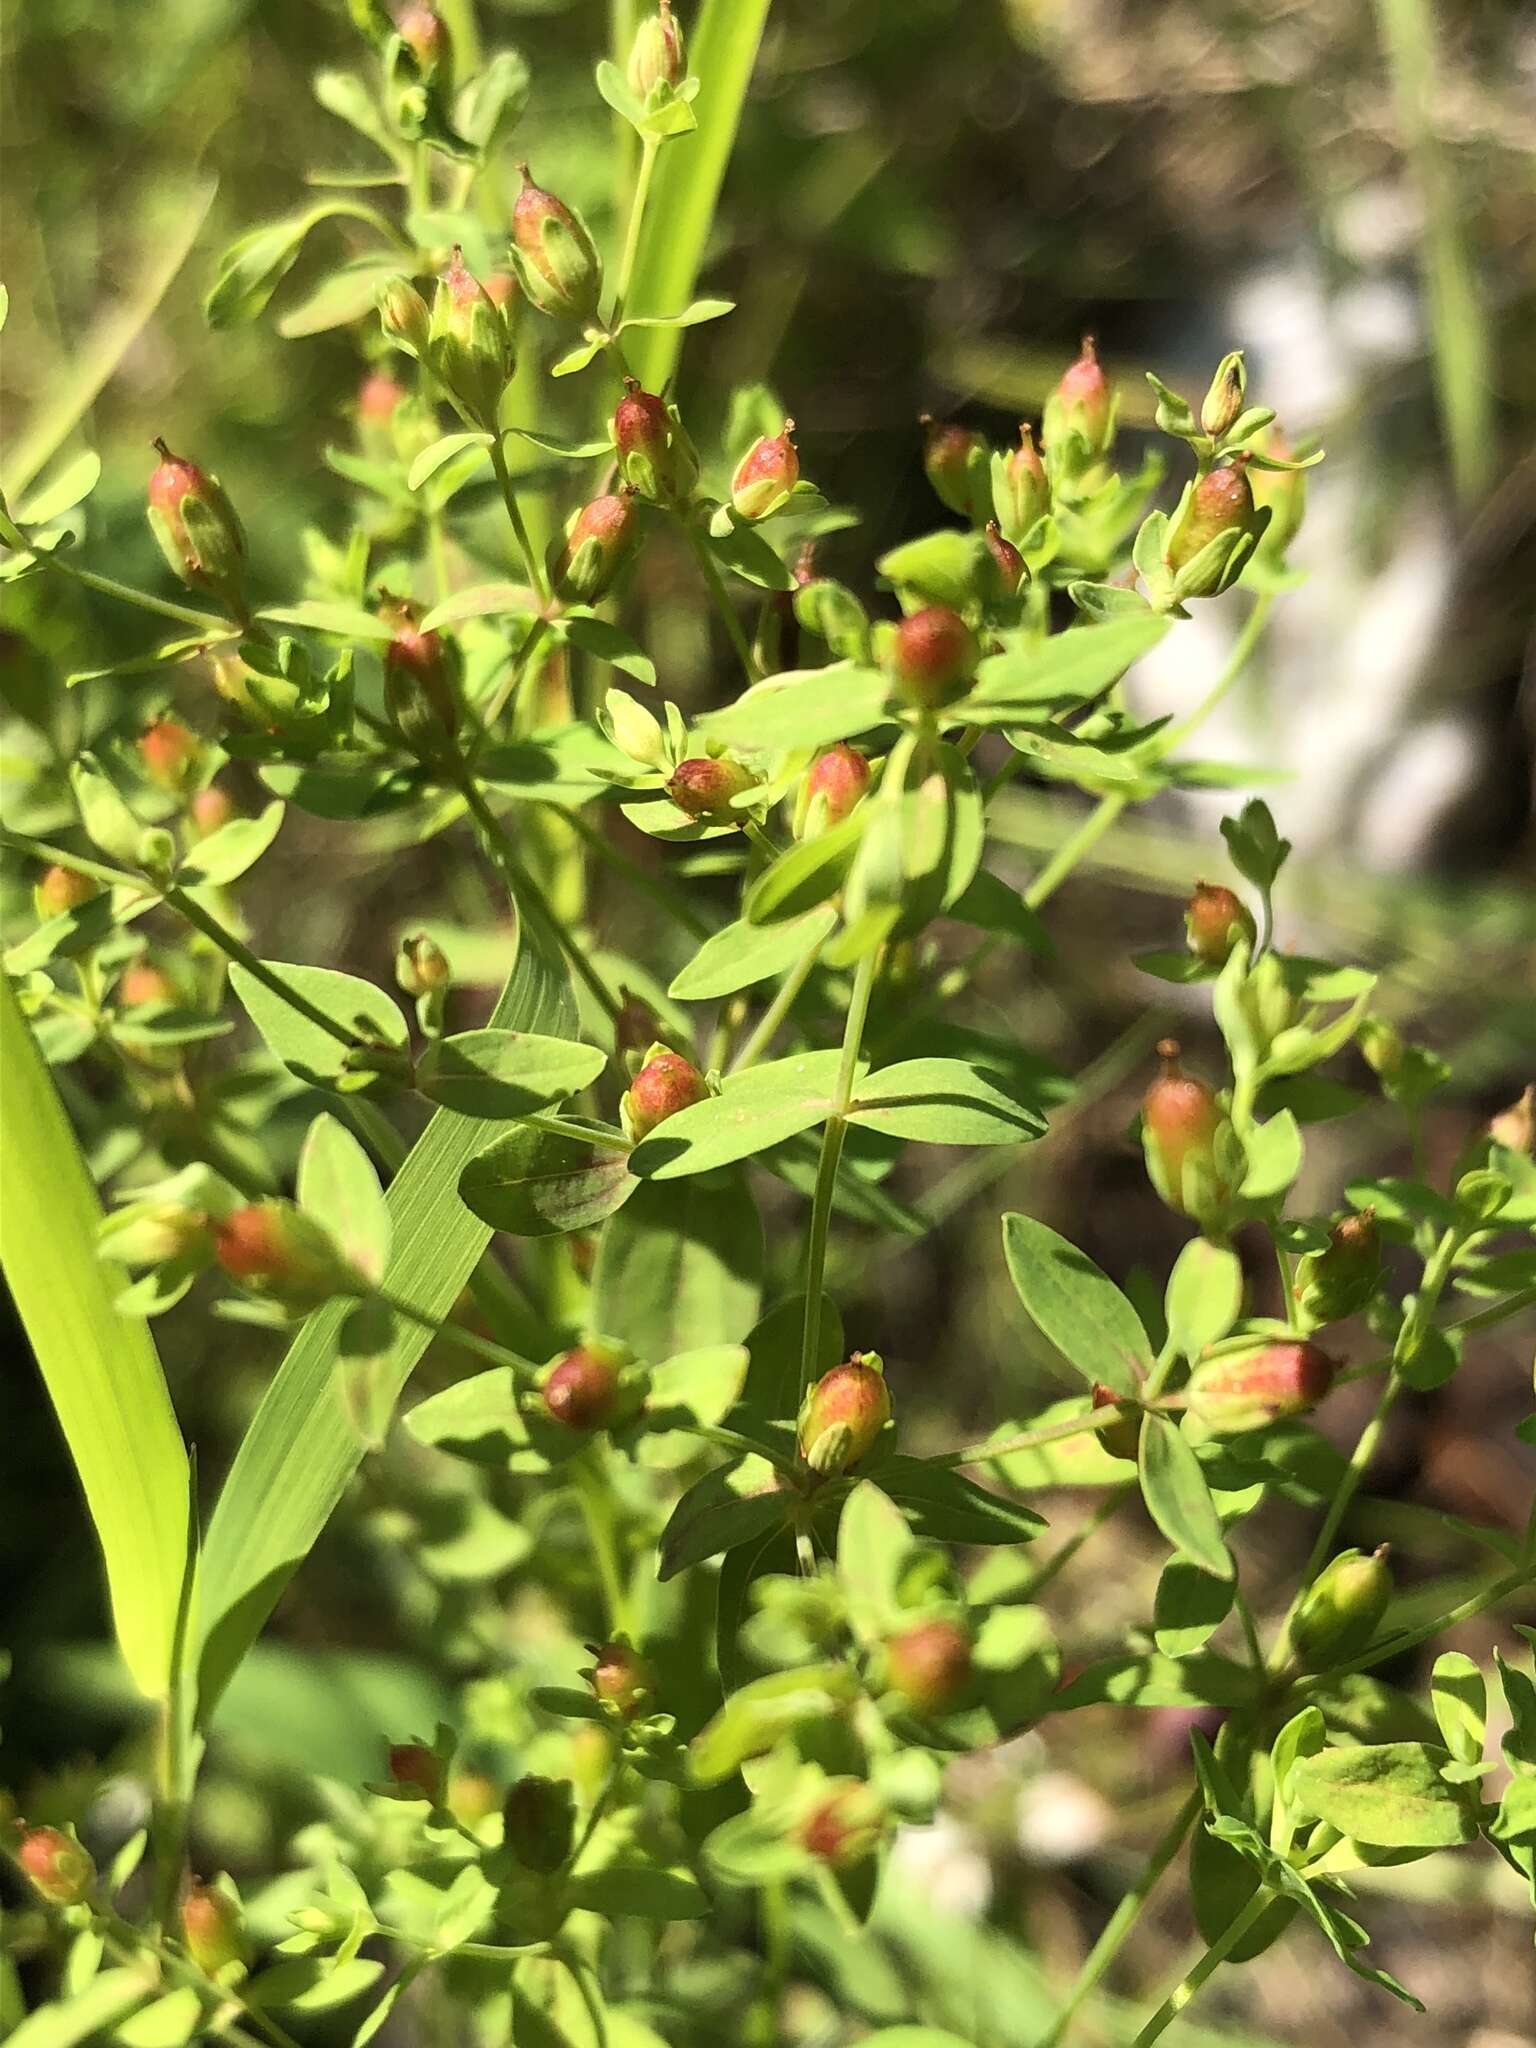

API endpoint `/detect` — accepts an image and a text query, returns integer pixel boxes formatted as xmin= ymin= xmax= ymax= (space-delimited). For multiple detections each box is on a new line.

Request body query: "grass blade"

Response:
xmin=0 ymin=972 xmax=190 ymax=1701
xmin=195 ymin=912 xmax=574 ymax=1721
xmin=621 ymin=0 xmax=773 ymax=395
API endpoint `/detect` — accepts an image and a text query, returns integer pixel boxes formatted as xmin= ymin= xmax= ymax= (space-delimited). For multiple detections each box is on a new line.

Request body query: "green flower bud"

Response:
xmin=552 ymin=490 xmax=639 ymax=603
xmin=396 ymin=932 xmax=451 ymax=996
xmin=99 ymin=1197 xmax=211 ymax=1269
xmin=539 ymin=1340 xmax=634 ymax=1431
xmin=730 ymin=421 xmax=798 ymax=522
xmin=1199 ymin=353 xmax=1246 ymax=440
xmin=501 ymin=1776 xmax=576 ymax=1872
xmin=213 ymin=1200 xmax=363 ymax=1312
xmin=588 ymin=1639 xmax=656 ymax=1717
xmin=993 ymin=422 xmax=1049 ymax=540
xmin=621 ymin=1045 xmax=710 ymax=1139
xmin=1291 ymin=1546 xmax=1392 ymax=1670
xmin=15 ymin=1825 xmax=94 ymax=1905
xmin=885 ymin=1618 xmax=973 ymax=1714
xmin=428 ymin=247 xmax=515 ymax=432
xmin=35 ymin=864 xmax=100 ymax=919
xmin=612 ymin=378 xmax=697 ymax=501
xmin=794 ymin=742 xmax=871 ymax=838
xmin=384 ymin=607 xmax=461 ymax=752
xmin=627 ymin=0 xmax=686 ymax=96
xmin=1185 ymin=1340 xmax=1336 ymax=1435
xmin=378 ymin=275 xmax=431 ymax=358
xmin=888 ymin=604 xmax=978 ymax=710
xmin=604 ymin=686 xmax=667 ymax=768
xmin=1142 ymin=1039 xmax=1229 ymax=1220
xmin=147 ymin=440 xmax=247 ymax=613
xmin=1294 ymin=1210 xmax=1380 ymax=1328
xmin=797 ymin=1352 xmax=891 ymax=1475
xmin=1092 ymin=1382 xmax=1141 ymax=1461
xmin=920 ymin=415 xmax=988 ymax=521
xmin=180 ymin=1883 xmax=246 ymax=1977
xmin=795 ymin=1782 xmax=882 ymax=1868
xmin=1358 ymin=1014 xmax=1404 ymax=1082
xmin=1184 ymin=881 xmax=1256 ymax=966
xmin=511 ymin=166 xmax=603 ymax=321
xmin=666 ymin=753 xmax=758 ymax=824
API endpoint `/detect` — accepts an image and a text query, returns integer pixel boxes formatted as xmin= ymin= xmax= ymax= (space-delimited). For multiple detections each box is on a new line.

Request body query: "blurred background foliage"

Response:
xmin=2 ymin=1 xmax=1534 ymax=2042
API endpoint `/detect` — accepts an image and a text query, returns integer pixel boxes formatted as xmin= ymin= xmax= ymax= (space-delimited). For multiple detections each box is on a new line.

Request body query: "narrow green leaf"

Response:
xmin=297 ymin=1114 xmax=392 ymax=1286
xmin=669 ymin=906 xmax=835 ymax=1001
xmin=408 ymin=431 xmax=492 ymax=493
xmin=1138 ymin=1414 xmax=1233 ymax=1580
xmin=415 ymin=1028 xmax=606 ymax=1118
xmin=962 ymin=615 xmax=1171 ymax=716
xmin=848 ymin=1057 xmax=1047 ymax=1146
xmin=1000 ymin=1212 xmax=1153 ymax=1395
xmin=699 ymin=667 xmax=892 ymax=754
xmin=256 ymin=601 xmax=395 ymax=641
xmin=175 ymin=800 xmax=285 ymax=889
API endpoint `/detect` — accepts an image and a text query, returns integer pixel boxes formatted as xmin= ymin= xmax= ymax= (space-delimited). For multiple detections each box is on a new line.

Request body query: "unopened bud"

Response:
xmin=627 ymin=0 xmax=685 ymax=96
xmin=1490 ymin=1085 xmax=1536 ymax=1156
xmin=118 ymin=962 xmax=177 ymax=1009
xmin=621 ymin=1046 xmax=709 ymax=1139
xmin=1186 ymin=1340 xmax=1336 ymax=1435
xmin=1294 ymin=1210 xmax=1380 ymax=1327
xmin=189 ymin=783 xmax=237 ymax=837
xmin=885 ymin=1619 xmax=972 ymax=1714
xmin=1184 ymin=881 xmax=1256 ymax=966
xmin=888 ymin=604 xmax=978 ymax=710
xmin=1200 ymin=353 xmax=1246 ymax=439
xmin=147 ymin=440 xmax=246 ymax=612
xmin=180 ymin=1883 xmax=245 ymax=1976
xmin=1290 ymin=1546 xmax=1392 ymax=1670
xmin=396 ymin=3 xmax=448 ymax=80
xmin=730 ymin=421 xmax=798 ymax=522
xmin=384 ymin=607 xmax=461 ymax=751
xmin=797 ymin=1352 xmax=891 ymax=1475
xmin=213 ymin=1200 xmax=362 ymax=1311
xmin=1092 ymin=1382 xmax=1141 ymax=1461
xmin=396 ymin=933 xmax=450 ymax=996
xmin=379 ymin=275 xmax=431 ymax=357
xmin=588 ymin=1640 xmax=655 ymax=1718
xmin=429 ymin=248 xmax=515 ymax=431
xmin=540 ymin=1339 xmax=632 ymax=1431
xmin=511 ymin=166 xmax=603 ymax=321
xmin=796 ymin=742 xmax=871 ymax=837
xmin=15 ymin=1826 xmax=94 ymax=1905
xmin=994 ymin=423 xmax=1049 ymax=539
xmin=100 ymin=1197 xmax=210 ymax=1268
xmin=1164 ymin=462 xmax=1259 ymax=594
xmin=612 ymin=378 xmax=696 ymax=500
xmin=1142 ymin=1039 xmax=1227 ymax=1219
xmin=796 ymin=1783 xmax=881 ymax=1868
xmin=35 ymin=864 xmax=100 ymax=919
xmin=1048 ymin=337 xmax=1113 ymax=456
xmin=983 ymin=522 xmax=1026 ymax=597
xmin=553 ymin=490 xmax=638 ymax=603
xmin=138 ymin=716 xmax=204 ymax=794
xmin=388 ymin=1742 xmax=442 ymax=1802
xmin=501 ymin=1776 xmax=575 ymax=1871
xmin=666 ymin=753 xmax=758 ymax=824
xmin=920 ymin=415 xmax=987 ymax=520
xmin=357 ymin=370 xmax=405 ymax=427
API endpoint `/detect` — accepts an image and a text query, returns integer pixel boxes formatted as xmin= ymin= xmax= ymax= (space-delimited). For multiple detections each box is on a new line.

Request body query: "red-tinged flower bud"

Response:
xmin=1290 ymin=1545 xmax=1392 ymax=1670
xmin=483 ymin=270 xmax=518 ymax=314
xmin=888 ymin=604 xmax=978 ymax=710
xmin=138 ymin=716 xmax=203 ymax=794
xmin=996 ymin=423 xmax=1049 ymax=539
xmin=798 ymin=742 xmax=871 ymax=837
xmin=628 ymin=0 xmax=686 ymax=96
xmin=384 ymin=608 xmax=461 ymax=751
xmin=358 ymin=371 xmax=406 ymax=424
xmin=448 ymin=1770 xmax=499 ymax=1825
xmin=1142 ymin=1039 xmax=1226 ymax=1218
xmin=622 ymin=1047 xmax=709 ymax=1139
xmin=189 ymin=783 xmax=237 ymax=838
xmin=388 ymin=1742 xmax=442 ymax=1802
xmin=147 ymin=440 xmax=246 ymax=611
xmin=795 ymin=1783 xmax=881 ymax=1868
xmin=588 ymin=1640 xmax=655 ymax=1717
xmin=396 ymin=932 xmax=450 ymax=996
xmin=1050 ymin=337 xmax=1112 ymax=454
xmin=1185 ymin=1340 xmax=1336 ymax=1435
xmin=612 ymin=378 xmax=696 ymax=500
xmin=553 ymin=490 xmax=639 ymax=603
xmin=666 ymin=753 xmax=758 ymax=824
xmin=180 ymin=1883 xmax=245 ymax=1976
xmin=886 ymin=1619 xmax=973 ymax=1714
xmin=35 ymin=864 xmax=100 ymax=919
xmin=1184 ymin=881 xmax=1256 ymax=966
xmin=984 ymin=521 xmax=1026 ymax=596
xmin=16 ymin=1825 xmax=94 ymax=1905
xmin=502 ymin=1775 xmax=576 ymax=1871
xmin=396 ymin=3 xmax=448 ymax=79
xmin=379 ymin=275 xmax=431 ymax=357
xmin=118 ymin=962 xmax=176 ymax=1009
xmin=511 ymin=166 xmax=603 ymax=321
xmin=1295 ymin=1210 xmax=1380 ymax=1327
xmin=798 ymin=1352 xmax=891 ymax=1475
xmin=730 ymin=421 xmax=798 ymax=522
xmin=213 ymin=1200 xmax=361 ymax=1311
xmin=1490 ymin=1085 xmax=1535 ymax=1156
xmin=1164 ymin=462 xmax=1258 ymax=584
xmin=919 ymin=415 xmax=986 ymax=520
xmin=1092 ymin=1382 xmax=1141 ymax=1461
xmin=428 ymin=247 xmax=514 ymax=431
xmin=541 ymin=1341 xmax=629 ymax=1431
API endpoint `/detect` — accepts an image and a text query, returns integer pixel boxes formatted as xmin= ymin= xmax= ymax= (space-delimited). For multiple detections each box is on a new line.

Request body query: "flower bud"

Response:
xmin=1294 ymin=1210 xmax=1380 ymax=1328
xmin=983 ymin=522 xmax=1026 ymax=597
xmin=1185 ymin=1340 xmax=1336 ymax=1435
xmin=396 ymin=3 xmax=448 ymax=80
xmin=1164 ymin=462 xmax=1259 ymax=595
xmin=604 ymin=686 xmax=667 ymax=768
xmin=730 ymin=421 xmax=799 ymax=522
xmin=796 ymin=743 xmax=870 ymax=838
xmin=501 ymin=1776 xmax=575 ymax=1872
xmin=100 ymin=1198 xmax=210 ymax=1268
xmin=147 ymin=440 xmax=246 ymax=612
xmin=1092 ymin=1382 xmax=1141 ymax=1461
xmin=540 ymin=1340 xmax=631 ymax=1431
xmin=189 ymin=783 xmax=237 ymax=838
xmin=483 ymin=270 xmax=518 ymax=316
xmin=1184 ymin=881 xmax=1256 ymax=966
xmin=396 ymin=932 xmax=450 ymax=996
xmin=35 ymin=864 xmax=100 ymax=919
xmin=384 ymin=607 xmax=461 ymax=751
xmin=1290 ymin=1546 xmax=1392 ymax=1670
xmin=357 ymin=370 xmax=405 ymax=428
xmin=627 ymin=0 xmax=685 ymax=96
xmin=1490 ymin=1085 xmax=1535 ymax=1156
xmin=428 ymin=247 xmax=515 ymax=432
xmin=1142 ymin=1039 xmax=1226 ymax=1219
xmin=797 ymin=1352 xmax=891 ymax=1475
xmin=1048 ymin=337 xmax=1113 ymax=456
xmin=612 ymin=378 xmax=696 ymax=501
xmin=885 ymin=1618 xmax=972 ymax=1714
xmin=511 ymin=166 xmax=603 ymax=321
xmin=119 ymin=962 xmax=177 ymax=1009
xmin=795 ymin=1783 xmax=881 ymax=1868
xmin=1200 ymin=354 xmax=1245 ymax=440
xmin=379 ymin=275 xmax=431 ymax=357
xmin=666 ymin=753 xmax=758 ymax=824
xmin=213 ymin=1201 xmax=362 ymax=1312
xmin=180 ymin=1883 xmax=245 ymax=1976
xmin=994 ymin=423 xmax=1049 ymax=540
xmin=138 ymin=716 xmax=204 ymax=795
xmin=920 ymin=415 xmax=987 ymax=521
xmin=621 ymin=1046 xmax=709 ymax=1139
xmin=552 ymin=490 xmax=639 ymax=603
xmin=888 ymin=604 xmax=978 ymax=710
xmin=588 ymin=1640 xmax=655 ymax=1717
xmin=15 ymin=1825 xmax=94 ymax=1905
xmin=388 ymin=1742 xmax=442 ymax=1802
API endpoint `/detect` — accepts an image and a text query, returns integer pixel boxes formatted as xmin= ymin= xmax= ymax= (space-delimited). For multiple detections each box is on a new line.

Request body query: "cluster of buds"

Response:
xmin=214 ymin=1200 xmax=365 ymax=1313
xmin=883 ymin=1617 xmax=973 ymax=1715
xmin=886 ymin=605 xmax=979 ymax=711
xmin=1141 ymin=1040 xmax=1235 ymax=1228
xmin=621 ymin=1044 xmax=710 ymax=1140
xmin=426 ymin=247 xmax=515 ymax=432
xmin=666 ymin=751 xmax=759 ymax=826
xmin=612 ymin=378 xmax=698 ymax=502
xmin=382 ymin=601 xmax=461 ymax=754
xmin=797 ymin=1352 xmax=891 ymax=1476
xmin=537 ymin=1338 xmax=643 ymax=1433
xmin=1184 ymin=1339 xmax=1336 ymax=1436
xmin=1293 ymin=1210 xmax=1380 ymax=1329
xmin=553 ymin=488 xmax=639 ymax=604
xmin=730 ymin=422 xmax=799 ymax=522
xmin=793 ymin=742 xmax=871 ymax=839
xmin=1289 ymin=1546 xmax=1393 ymax=1671
xmin=147 ymin=440 xmax=247 ymax=617
xmin=510 ymin=166 xmax=603 ymax=322
xmin=1184 ymin=881 xmax=1256 ymax=967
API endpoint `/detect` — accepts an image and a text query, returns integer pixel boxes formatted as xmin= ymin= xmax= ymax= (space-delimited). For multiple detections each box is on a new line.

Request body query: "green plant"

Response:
xmin=2 ymin=4 xmax=1533 ymax=2044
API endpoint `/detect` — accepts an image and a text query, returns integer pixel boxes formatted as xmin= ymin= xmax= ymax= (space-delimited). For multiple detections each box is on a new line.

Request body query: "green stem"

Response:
xmin=522 ymin=1110 xmax=629 ymax=1151
xmin=1130 ymin=1887 xmax=1271 ymax=2047
xmin=1 ymin=829 xmax=145 ymax=893
xmin=1024 ymin=792 xmax=1128 ymax=911
xmin=571 ymin=1450 xmax=632 ymax=1635
xmin=942 ymin=1403 xmax=1130 ymax=1470
xmin=731 ymin=931 xmax=827 ymax=1072
xmin=556 ymin=800 xmax=712 ymax=940
xmin=613 ymin=136 xmax=659 ymax=325
xmin=799 ymin=947 xmax=879 ymax=1393
xmin=36 ymin=554 xmax=235 ymax=636
xmin=489 ymin=436 xmax=550 ymax=601
xmin=1335 ymin=1565 xmax=1534 ymax=1679
xmin=471 ymin=615 xmax=552 ymax=765
xmin=95 ymin=1911 xmax=302 ymax=2048
xmin=681 ymin=518 xmax=760 ymax=684
xmin=161 ymin=884 xmax=357 ymax=1048
xmin=376 ymin=1287 xmax=537 ymax=1378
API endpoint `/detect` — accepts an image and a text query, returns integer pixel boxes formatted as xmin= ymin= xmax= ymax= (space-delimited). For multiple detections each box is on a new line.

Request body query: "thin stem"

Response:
xmin=476 ymin=615 xmax=551 ymax=747
xmin=37 ymin=554 xmax=236 ymax=636
xmin=731 ymin=931 xmax=827 ymax=1072
xmin=95 ymin=1912 xmax=301 ymax=2048
xmin=1130 ymin=1887 xmax=1271 ymax=2047
xmin=799 ymin=947 xmax=880 ymax=1393
xmin=1034 ymin=1786 xmax=1203 ymax=2048
xmin=162 ymin=885 xmax=357 ymax=1048
xmin=613 ymin=136 xmax=659 ymax=324
xmin=681 ymin=518 xmax=760 ymax=684
xmin=1333 ymin=1565 xmax=1533 ymax=1679
xmin=489 ymin=436 xmax=550 ymax=601
xmin=1 ymin=829 xmax=145 ymax=893
xmin=376 ymin=1287 xmax=537 ymax=1379
xmin=557 ymin=800 xmax=712 ymax=939
xmin=941 ymin=1403 xmax=1128 ymax=1471
xmin=522 ymin=1111 xmax=629 ymax=1151
xmin=1024 ymin=792 xmax=1128 ymax=911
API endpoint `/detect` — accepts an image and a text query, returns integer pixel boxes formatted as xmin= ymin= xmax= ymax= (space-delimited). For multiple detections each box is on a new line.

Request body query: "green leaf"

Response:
xmin=421 ymin=581 xmax=538 ymax=631
xmin=670 ymin=906 xmax=836 ymax=1001
xmin=1220 ymin=798 xmax=1291 ymax=893
xmin=1138 ymin=1415 xmax=1232 ymax=1580
xmin=16 ymin=450 xmax=102 ymax=527
xmin=707 ymin=518 xmax=795 ymax=591
xmin=408 ymin=431 xmax=492 ymax=492
xmin=1054 ymin=1651 xmax=1261 ymax=1712
xmin=113 ymin=1990 xmax=202 ymax=2048
xmin=6 ymin=1968 xmax=154 ymax=2048
xmin=175 ymin=800 xmax=285 ymax=888
xmin=859 ymin=2033 xmax=981 ymax=2047
xmin=591 ymin=1170 xmax=763 ymax=1360
xmin=960 ymin=615 xmax=1171 ymax=718
xmin=405 ymin=1367 xmax=522 ymax=1466
xmin=297 ymin=1114 xmax=391 ymax=1286
xmin=876 ymin=529 xmax=992 ymax=609
xmin=551 ymin=335 xmax=605 ymax=378
xmin=1430 ymin=1651 xmax=1486 ymax=1766
xmin=946 ymin=869 xmax=1053 ymax=955
xmin=256 ymin=600 xmax=396 ymax=641
xmin=699 ymin=667 xmax=892 ymax=754
xmin=1239 ymin=1111 xmax=1303 ymax=1201
xmin=836 ymin=1481 xmax=915 ymax=1628
xmin=658 ymin=1470 xmax=785 ymax=1580
xmin=248 ymin=1960 xmax=385 ymax=2014
xmin=229 ymin=960 xmax=408 ymax=1090
xmin=689 ymin=1663 xmax=859 ymax=1784
xmin=1290 ymin=1742 xmax=1478 ymax=1848
xmin=743 ymin=810 xmax=864 ymax=925
xmin=566 ymin=1865 xmax=709 ymax=1920
xmin=197 ymin=911 xmax=575 ymax=1720
xmin=1154 ymin=1554 xmax=1235 ymax=1656
xmin=847 ymin=1057 xmax=1047 ymax=1147
xmin=1 ymin=975 xmax=190 ymax=1702
xmin=560 ymin=613 xmax=656 ymax=684
xmin=619 ymin=296 xmax=733 ymax=333
xmin=870 ymin=1454 xmax=1045 ymax=1545
xmin=415 ymin=1029 xmax=606 ymax=1118
xmin=628 ymin=1050 xmax=848 ymax=1179
xmin=1490 ymin=1776 xmax=1536 ymax=1844
xmin=1164 ymin=1237 xmax=1243 ymax=1358
xmin=458 ymin=1122 xmax=635 ymax=1237
xmin=1000 ymin=1212 xmax=1152 ymax=1395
